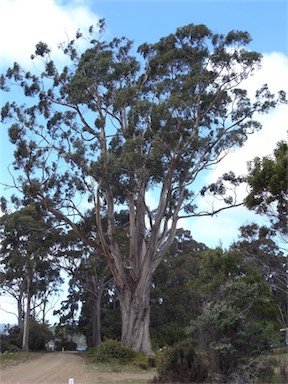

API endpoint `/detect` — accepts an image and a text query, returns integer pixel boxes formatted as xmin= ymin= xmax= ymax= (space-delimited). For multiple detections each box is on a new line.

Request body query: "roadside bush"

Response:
xmin=151 ymin=340 xmax=208 ymax=383
xmin=0 ymin=336 xmax=20 ymax=353
xmin=0 ymin=321 xmax=52 ymax=352
xmin=88 ymin=339 xmax=136 ymax=363
xmin=187 ymin=280 xmax=280 ymax=376
xmin=0 ymin=325 xmax=22 ymax=352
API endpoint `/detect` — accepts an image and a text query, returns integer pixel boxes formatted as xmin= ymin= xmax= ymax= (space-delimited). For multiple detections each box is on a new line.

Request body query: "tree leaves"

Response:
xmin=245 ymin=141 xmax=288 ymax=236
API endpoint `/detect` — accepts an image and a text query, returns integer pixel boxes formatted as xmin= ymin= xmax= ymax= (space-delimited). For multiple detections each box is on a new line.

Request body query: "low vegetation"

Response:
xmin=149 ymin=343 xmax=288 ymax=383
xmin=150 ymin=340 xmax=208 ymax=383
xmin=86 ymin=339 xmax=136 ymax=364
xmin=0 ymin=351 xmax=43 ymax=369
xmin=0 ymin=321 xmax=52 ymax=353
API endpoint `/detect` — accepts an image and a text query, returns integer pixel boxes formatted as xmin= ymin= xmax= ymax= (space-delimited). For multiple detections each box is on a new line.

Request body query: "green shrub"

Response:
xmin=28 ymin=320 xmax=53 ymax=351
xmin=151 ymin=340 xmax=208 ymax=383
xmin=0 ymin=321 xmax=52 ymax=352
xmin=0 ymin=325 xmax=22 ymax=352
xmin=88 ymin=339 xmax=136 ymax=363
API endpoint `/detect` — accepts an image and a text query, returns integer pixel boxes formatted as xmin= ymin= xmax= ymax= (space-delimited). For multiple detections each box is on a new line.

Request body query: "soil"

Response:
xmin=0 ymin=351 xmax=155 ymax=384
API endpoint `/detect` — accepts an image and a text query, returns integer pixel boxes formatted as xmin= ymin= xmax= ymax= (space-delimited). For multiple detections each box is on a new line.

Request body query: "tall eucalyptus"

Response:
xmin=1 ymin=20 xmax=285 ymax=352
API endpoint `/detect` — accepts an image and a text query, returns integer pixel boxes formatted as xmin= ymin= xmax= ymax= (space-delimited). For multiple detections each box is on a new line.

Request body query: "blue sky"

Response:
xmin=0 ymin=0 xmax=287 ymax=323
xmin=92 ymin=0 xmax=287 ymax=53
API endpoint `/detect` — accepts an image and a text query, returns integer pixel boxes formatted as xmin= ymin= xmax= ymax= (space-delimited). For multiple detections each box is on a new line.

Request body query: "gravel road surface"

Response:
xmin=0 ymin=351 xmax=153 ymax=384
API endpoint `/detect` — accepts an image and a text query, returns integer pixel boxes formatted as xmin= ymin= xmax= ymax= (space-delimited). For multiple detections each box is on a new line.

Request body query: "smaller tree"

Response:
xmin=54 ymin=211 xmax=111 ymax=347
xmin=151 ymin=230 xmax=206 ymax=347
xmin=0 ymin=205 xmax=62 ymax=351
xmin=245 ymin=140 xmax=288 ymax=238
xmin=243 ymin=140 xmax=288 ymax=340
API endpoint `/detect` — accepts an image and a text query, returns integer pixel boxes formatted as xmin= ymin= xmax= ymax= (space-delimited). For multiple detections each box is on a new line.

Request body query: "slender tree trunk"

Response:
xmin=22 ymin=278 xmax=31 ymax=351
xmin=17 ymin=293 xmax=24 ymax=328
xmin=42 ymin=299 xmax=47 ymax=324
xmin=117 ymin=276 xmax=153 ymax=354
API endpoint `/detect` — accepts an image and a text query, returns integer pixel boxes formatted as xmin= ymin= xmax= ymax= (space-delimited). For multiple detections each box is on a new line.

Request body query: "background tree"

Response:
xmin=54 ymin=210 xmax=114 ymax=346
xmin=245 ymin=140 xmax=288 ymax=238
xmin=242 ymin=140 xmax=287 ymax=336
xmin=0 ymin=205 xmax=62 ymax=351
xmin=151 ymin=229 xmax=206 ymax=347
xmin=187 ymin=247 xmax=280 ymax=378
xmin=235 ymin=224 xmax=288 ymax=332
xmin=1 ymin=21 xmax=285 ymax=352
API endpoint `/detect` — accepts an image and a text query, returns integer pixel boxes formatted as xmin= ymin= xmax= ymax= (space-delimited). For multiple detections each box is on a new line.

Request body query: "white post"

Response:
xmin=68 ymin=378 xmax=74 ymax=384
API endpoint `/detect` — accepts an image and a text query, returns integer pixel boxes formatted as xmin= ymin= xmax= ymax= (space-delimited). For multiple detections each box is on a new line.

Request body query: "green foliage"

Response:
xmin=151 ymin=340 xmax=208 ymax=383
xmin=87 ymin=339 xmax=136 ymax=364
xmin=0 ymin=205 xmax=62 ymax=301
xmin=187 ymin=248 xmax=280 ymax=376
xmin=150 ymin=231 xmax=206 ymax=347
xmin=235 ymin=223 xmax=288 ymax=329
xmin=28 ymin=320 xmax=53 ymax=351
xmin=245 ymin=140 xmax=288 ymax=236
xmin=0 ymin=321 xmax=52 ymax=352
xmin=0 ymin=325 xmax=21 ymax=352
xmin=0 ymin=205 xmax=62 ymax=351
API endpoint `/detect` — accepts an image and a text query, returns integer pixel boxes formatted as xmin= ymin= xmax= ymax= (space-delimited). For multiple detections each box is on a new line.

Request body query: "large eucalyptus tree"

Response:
xmin=1 ymin=20 xmax=285 ymax=352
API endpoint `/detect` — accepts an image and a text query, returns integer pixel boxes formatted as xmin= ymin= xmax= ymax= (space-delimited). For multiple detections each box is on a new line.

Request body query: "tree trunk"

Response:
xmin=91 ymin=294 xmax=102 ymax=346
xmin=117 ymin=277 xmax=153 ymax=354
xmin=17 ymin=293 xmax=24 ymax=328
xmin=22 ymin=279 xmax=31 ymax=351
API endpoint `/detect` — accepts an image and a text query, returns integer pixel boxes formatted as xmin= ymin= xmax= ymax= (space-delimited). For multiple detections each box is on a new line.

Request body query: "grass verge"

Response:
xmin=0 ymin=351 xmax=43 ymax=369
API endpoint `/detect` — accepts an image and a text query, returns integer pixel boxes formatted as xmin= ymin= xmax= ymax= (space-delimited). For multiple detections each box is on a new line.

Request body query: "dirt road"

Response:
xmin=0 ymin=351 xmax=154 ymax=384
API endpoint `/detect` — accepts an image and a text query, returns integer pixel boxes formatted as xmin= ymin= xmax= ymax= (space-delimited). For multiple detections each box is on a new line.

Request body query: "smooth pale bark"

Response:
xmin=22 ymin=277 xmax=31 ymax=351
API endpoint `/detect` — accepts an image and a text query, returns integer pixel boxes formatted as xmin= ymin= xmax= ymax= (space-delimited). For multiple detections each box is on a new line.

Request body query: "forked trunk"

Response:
xmin=118 ymin=277 xmax=153 ymax=354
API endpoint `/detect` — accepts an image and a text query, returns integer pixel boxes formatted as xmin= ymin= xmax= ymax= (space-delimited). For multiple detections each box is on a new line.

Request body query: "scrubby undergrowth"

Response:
xmin=150 ymin=340 xmax=208 ymax=383
xmin=85 ymin=339 xmax=156 ymax=372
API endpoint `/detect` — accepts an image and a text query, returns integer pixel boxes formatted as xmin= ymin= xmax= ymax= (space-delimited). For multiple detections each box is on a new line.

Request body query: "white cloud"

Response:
xmin=0 ymin=0 xmax=99 ymax=67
